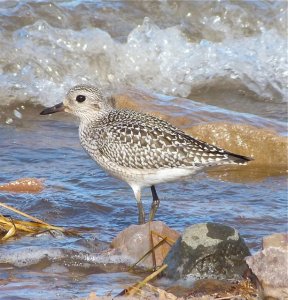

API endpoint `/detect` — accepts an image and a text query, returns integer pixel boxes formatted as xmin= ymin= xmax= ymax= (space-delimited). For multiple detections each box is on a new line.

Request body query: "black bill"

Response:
xmin=40 ymin=102 xmax=65 ymax=115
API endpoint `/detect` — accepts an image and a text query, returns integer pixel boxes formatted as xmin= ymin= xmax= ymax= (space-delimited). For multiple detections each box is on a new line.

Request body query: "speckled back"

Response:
xmin=79 ymin=109 xmax=249 ymax=170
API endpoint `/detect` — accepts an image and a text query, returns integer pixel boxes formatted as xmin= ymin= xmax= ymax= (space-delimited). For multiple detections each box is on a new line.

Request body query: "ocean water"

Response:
xmin=0 ymin=1 xmax=287 ymax=299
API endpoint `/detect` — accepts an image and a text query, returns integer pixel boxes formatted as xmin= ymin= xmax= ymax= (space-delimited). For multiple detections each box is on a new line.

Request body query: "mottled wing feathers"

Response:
xmin=88 ymin=110 xmax=249 ymax=170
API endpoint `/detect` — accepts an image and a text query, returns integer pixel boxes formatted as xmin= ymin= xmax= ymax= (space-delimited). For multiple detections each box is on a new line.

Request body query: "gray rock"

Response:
xmin=246 ymin=233 xmax=288 ymax=299
xmin=164 ymin=222 xmax=250 ymax=280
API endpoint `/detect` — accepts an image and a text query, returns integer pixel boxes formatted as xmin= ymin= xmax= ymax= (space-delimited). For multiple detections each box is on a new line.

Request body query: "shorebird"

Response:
xmin=40 ymin=85 xmax=252 ymax=224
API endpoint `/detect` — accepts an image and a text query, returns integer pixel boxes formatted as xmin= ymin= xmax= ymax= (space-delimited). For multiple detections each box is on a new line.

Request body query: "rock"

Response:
xmin=0 ymin=178 xmax=44 ymax=193
xmin=164 ymin=223 xmax=250 ymax=280
xmin=262 ymin=232 xmax=288 ymax=250
xmin=110 ymin=221 xmax=180 ymax=269
xmin=246 ymin=233 xmax=288 ymax=299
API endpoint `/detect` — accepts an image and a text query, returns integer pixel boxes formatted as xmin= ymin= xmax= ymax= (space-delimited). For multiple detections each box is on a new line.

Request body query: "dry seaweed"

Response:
xmin=117 ymin=264 xmax=168 ymax=297
xmin=128 ymin=229 xmax=176 ymax=272
xmin=0 ymin=202 xmax=79 ymax=241
xmin=186 ymin=278 xmax=258 ymax=300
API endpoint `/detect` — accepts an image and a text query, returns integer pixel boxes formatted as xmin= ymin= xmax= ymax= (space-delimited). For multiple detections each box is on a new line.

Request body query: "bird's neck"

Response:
xmin=79 ymin=108 xmax=112 ymax=126
xmin=78 ymin=110 xmax=111 ymax=155
xmin=79 ymin=108 xmax=114 ymax=134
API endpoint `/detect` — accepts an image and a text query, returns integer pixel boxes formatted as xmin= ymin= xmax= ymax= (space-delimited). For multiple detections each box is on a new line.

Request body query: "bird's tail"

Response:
xmin=226 ymin=152 xmax=253 ymax=165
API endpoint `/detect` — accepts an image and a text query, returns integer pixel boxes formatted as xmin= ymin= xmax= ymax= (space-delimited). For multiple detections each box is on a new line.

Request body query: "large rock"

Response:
xmin=110 ymin=221 xmax=180 ymax=269
xmin=164 ymin=223 xmax=250 ymax=280
xmin=246 ymin=233 xmax=288 ymax=299
xmin=262 ymin=232 xmax=288 ymax=249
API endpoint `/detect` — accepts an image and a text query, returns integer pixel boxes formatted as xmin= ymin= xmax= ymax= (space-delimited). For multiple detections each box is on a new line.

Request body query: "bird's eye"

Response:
xmin=76 ymin=95 xmax=86 ymax=103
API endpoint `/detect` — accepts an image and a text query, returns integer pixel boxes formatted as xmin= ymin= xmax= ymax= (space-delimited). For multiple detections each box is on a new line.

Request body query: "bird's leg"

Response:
xmin=137 ymin=201 xmax=145 ymax=225
xmin=149 ymin=185 xmax=160 ymax=221
xmin=133 ymin=187 xmax=145 ymax=224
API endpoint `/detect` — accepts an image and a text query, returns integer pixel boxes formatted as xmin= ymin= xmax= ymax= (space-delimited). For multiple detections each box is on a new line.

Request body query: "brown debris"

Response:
xmin=82 ymin=278 xmax=257 ymax=300
xmin=186 ymin=278 xmax=257 ymax=299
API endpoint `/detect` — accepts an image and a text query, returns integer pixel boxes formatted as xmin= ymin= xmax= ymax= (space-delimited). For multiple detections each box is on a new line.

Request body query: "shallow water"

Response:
xmin=0 ymin=1 xmax=287 ymax=299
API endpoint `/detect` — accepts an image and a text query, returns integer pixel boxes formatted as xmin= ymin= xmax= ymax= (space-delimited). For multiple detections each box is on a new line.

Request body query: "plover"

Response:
xmin=40 ymin=85 xmax=252 ymax=224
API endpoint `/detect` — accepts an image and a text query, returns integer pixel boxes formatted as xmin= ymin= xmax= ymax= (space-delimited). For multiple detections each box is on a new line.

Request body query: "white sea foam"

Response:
xmin=0 ymin=246 xmax=133 ymax=268
xmin=69 ymin=249 xmax=135 ymax=266
xmin=0 ymin=247 xmax=63 ymax=267
xmin=0 ymin=7 xmax=286 ymax=108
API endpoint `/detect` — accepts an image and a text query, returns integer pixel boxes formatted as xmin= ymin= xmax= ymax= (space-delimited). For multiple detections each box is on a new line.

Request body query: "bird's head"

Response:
xmin=40 ymin=84 xmax=113 ymax=121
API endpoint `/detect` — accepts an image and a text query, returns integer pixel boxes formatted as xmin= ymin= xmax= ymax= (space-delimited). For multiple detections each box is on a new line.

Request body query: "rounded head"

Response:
xmin=40 ymin=84 xmax=113 ymax=121
xmin=63 ymin=85 xmax=112 ymax=120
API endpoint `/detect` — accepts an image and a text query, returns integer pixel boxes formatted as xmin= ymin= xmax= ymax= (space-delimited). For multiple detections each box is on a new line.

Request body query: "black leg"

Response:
xmin=149 ymin=185 xmax=160 ymax=221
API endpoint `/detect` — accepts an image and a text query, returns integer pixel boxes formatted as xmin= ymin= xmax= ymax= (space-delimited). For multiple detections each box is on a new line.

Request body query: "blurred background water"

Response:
xmin=0 ymin=1 xmax=287 ymax=299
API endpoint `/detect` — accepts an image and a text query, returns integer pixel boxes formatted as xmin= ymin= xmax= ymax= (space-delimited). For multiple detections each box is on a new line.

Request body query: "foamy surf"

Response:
xmin=0 ymin=1 xmax=286 ymax=118
xmin=0 ymin=245 xmax=135 ymax=272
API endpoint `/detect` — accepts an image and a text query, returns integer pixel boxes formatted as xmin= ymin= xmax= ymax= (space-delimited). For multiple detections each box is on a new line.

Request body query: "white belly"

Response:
xmin=80 ymin=137 xmax=201 ymax=189
xmin=128 ymin=167 xmax=200 ymax=188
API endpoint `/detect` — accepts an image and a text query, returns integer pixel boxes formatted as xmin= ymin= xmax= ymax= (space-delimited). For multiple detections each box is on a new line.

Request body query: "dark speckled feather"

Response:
xmin=80 ymin=109 xmax=250 ymax=170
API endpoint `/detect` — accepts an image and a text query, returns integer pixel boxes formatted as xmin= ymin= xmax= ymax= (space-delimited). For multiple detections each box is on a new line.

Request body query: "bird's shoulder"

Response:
xmin=98 ymin=110 xmax=184 ymax=147
xmin=99 ymin=110 xmax=223 ymax=153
